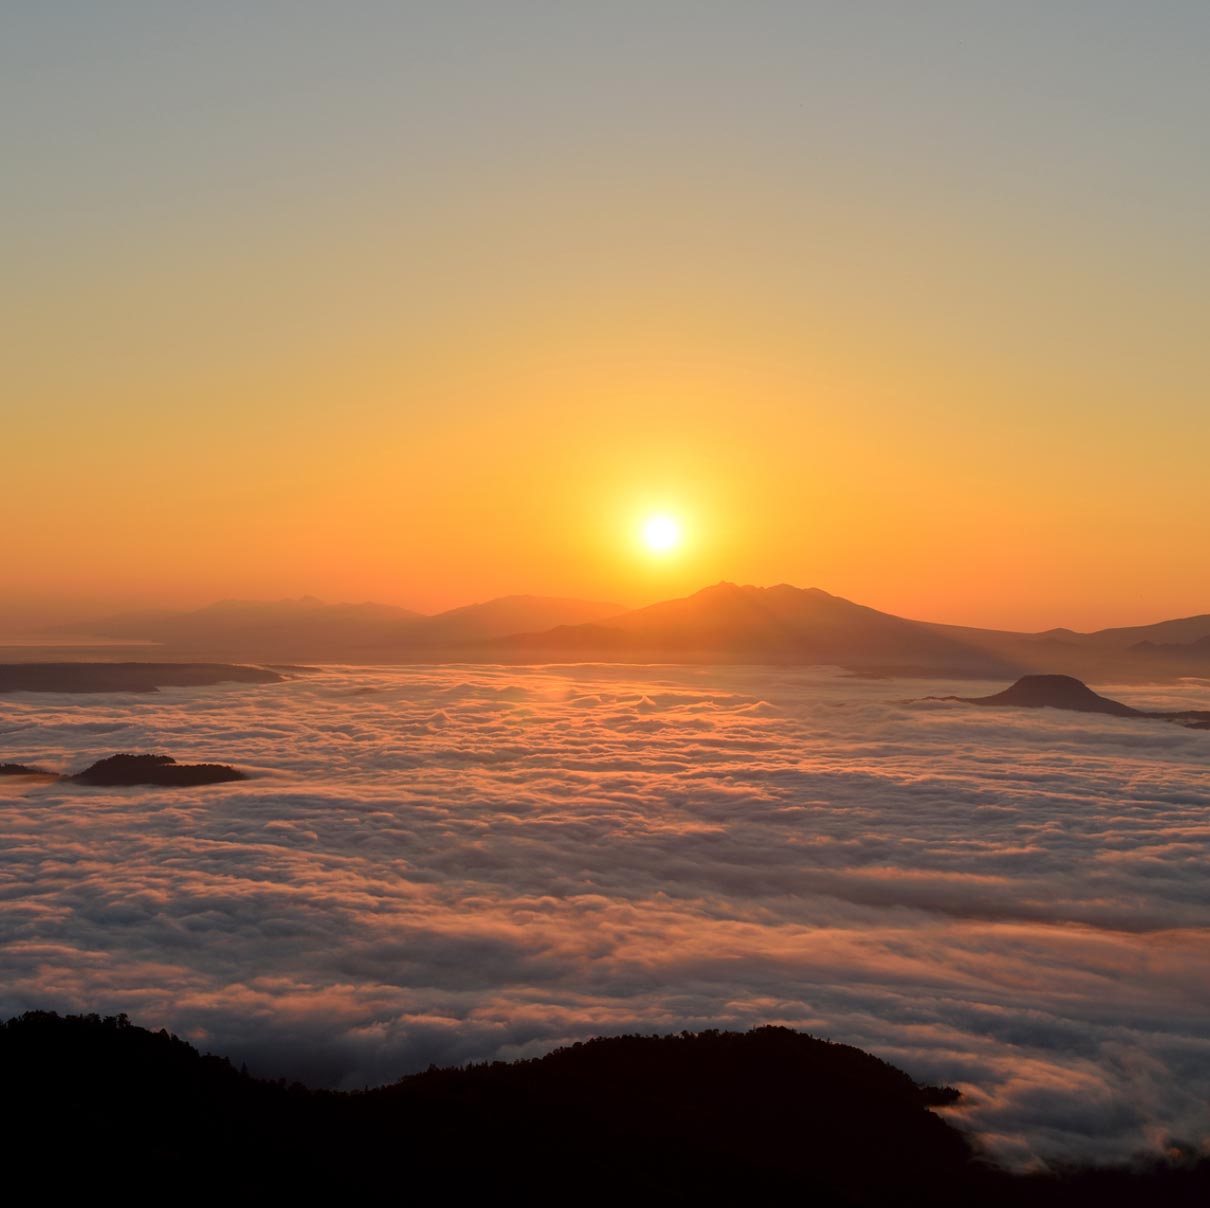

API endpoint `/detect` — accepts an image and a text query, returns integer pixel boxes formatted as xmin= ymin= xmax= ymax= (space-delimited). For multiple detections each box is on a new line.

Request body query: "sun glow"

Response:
xmin=641 ymin=514 xmax=683 ymax=554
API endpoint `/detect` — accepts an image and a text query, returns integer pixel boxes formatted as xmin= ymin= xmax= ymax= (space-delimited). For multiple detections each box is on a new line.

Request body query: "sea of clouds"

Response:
xmin=2 ymin=664 xmax=1209 ymax=1167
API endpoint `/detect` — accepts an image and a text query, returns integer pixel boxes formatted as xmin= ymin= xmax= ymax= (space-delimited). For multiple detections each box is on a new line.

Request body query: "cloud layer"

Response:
xmin=2 ymin=665 xmax=1209 ymax=1167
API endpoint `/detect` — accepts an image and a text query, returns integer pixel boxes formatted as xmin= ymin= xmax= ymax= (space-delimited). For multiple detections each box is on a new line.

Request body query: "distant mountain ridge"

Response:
xmin=70 ymin=596 xmax=423 ymax=642
xmin=63 ymin=594 xmax=625 ymax=662
xmin=919 ymin=616 xmax=1210 ymax=681
xmin=45 ymin=584 xmax=1210 ymax=679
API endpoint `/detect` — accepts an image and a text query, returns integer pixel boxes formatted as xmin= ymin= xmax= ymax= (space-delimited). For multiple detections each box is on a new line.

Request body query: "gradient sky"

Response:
xmin=5 ymin=2 xmax=1209 ymax=630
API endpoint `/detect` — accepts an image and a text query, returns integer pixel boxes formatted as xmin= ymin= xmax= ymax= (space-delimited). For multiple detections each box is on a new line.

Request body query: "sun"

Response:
xmin=641 ymin=513 xmax=682 ymax=554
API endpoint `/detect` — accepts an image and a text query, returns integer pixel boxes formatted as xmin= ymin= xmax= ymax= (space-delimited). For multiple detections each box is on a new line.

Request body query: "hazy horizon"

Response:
xmin=5 ymin=575 xmax=1210 ymax=640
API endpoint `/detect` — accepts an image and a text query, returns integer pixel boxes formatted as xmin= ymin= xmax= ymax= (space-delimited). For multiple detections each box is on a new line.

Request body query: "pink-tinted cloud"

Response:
xmin=1 ymin=665 xmax=1209 ymax=1166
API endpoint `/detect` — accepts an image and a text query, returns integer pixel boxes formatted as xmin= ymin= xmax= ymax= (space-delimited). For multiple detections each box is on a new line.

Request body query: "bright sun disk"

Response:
xmin=642 ymin=514 xmax=682 ymax=554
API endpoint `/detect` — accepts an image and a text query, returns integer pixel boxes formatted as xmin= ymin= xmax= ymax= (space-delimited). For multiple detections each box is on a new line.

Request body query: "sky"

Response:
xmin=4 ymin=2 xmax=1209 ymax=630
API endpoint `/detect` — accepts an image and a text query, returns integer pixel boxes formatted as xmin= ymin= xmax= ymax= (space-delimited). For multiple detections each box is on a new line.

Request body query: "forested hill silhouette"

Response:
xmin=5 ymin=1013 xmax=1208 ymax=1204
xmin=0 ymin=761 xmax=54 ymax=777
xmin=70 ymin=753 xmax=247 ymax=785
xmin=0 ymin=753 xmax=247 ymax=785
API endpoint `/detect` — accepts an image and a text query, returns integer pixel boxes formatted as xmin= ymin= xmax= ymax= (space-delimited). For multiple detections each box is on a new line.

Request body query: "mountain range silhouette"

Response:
xmin=33 ymin=583 xmax=1210 ymax=679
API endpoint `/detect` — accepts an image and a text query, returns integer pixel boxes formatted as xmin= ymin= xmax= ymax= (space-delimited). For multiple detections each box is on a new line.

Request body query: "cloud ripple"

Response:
xmin=2 ymin=665 xmax=1209 ymax=1167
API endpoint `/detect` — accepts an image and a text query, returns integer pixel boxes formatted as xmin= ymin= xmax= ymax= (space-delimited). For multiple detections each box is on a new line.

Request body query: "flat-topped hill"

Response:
xmin=966 ymin=675 xmax=1141 ymax=716
xmin=954 ymin=675 xmax=1210 ymax=730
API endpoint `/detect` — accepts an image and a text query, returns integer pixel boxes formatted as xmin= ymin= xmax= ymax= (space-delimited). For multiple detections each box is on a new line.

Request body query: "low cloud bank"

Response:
xmin=2 ymin=665 xmax=1209 ymax=1167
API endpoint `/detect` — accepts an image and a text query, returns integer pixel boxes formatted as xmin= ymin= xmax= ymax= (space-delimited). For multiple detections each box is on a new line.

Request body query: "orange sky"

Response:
xmin=6 ymin=5 xmax=1209 ymax=633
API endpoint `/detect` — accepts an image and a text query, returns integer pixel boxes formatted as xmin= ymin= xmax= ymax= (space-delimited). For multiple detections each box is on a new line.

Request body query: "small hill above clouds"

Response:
xmin=964 ymin=675 xmax=1142 ymax=716
xmin=0 ymin=762 xmax=54 ymax=777
xmin=1 ymin=752 xmax=248 ymax=785
xmin=951 ymin=675 xmax=1210 ymax=730
xmin=70 ymin=753 xmax=247 ymax=786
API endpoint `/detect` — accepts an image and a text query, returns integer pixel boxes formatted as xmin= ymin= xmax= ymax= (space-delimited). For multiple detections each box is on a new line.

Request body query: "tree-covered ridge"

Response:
xmin=3 ymin=1012 xmax=1206 ymax=1204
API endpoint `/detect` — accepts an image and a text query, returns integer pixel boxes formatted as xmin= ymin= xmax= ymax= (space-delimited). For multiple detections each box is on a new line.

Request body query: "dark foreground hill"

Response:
xmin=2 ymin=1013 xmax=1207 ymax=1204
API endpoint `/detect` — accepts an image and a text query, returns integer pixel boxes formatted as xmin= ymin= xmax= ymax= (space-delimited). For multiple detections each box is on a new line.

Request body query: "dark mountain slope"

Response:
xmin=0 ymin=1012 xmax=975 ymax=1202
xmin=4 ymin=1011 xmax=1206 ymax=1204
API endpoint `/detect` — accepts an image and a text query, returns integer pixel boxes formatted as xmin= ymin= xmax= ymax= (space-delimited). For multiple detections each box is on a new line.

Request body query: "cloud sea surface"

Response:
xmin=2 ymin=664 xmax=1209 ymax=1167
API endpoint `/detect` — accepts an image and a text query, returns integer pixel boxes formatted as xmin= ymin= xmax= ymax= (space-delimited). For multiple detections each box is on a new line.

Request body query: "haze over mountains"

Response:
xmin=37 ymin=583 xmax=1210 ymax=679
xmin=57 ymin=594 xmax=625 ymax=663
